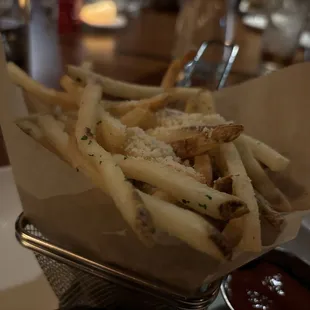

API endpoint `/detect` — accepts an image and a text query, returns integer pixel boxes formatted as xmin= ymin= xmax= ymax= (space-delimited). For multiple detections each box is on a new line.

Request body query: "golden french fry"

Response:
xmin=169 ymin=124 xmax=244 ymax=158
xmin=67 ymin=65 xmax=201 ymax=100
xmin=23 ymin=91 xmax=55 ymax=114
xmin=161 ymin=50 xmax=197 ymax=88
xmin=76 ymin=80 xmax=155 ymax=246
xmin=150 ymin=123 xmax=243 ymax=142
xmin=156 ymin=112 xmax=225 ymax=128
xmin=97 ymin=108 xmax=126 ymax=153
xmin=36 ymin=115 xmax=74 ymax=164
xmin=213 ymin=175 xmax=233 ymax=194
xmin=242 ymin=134 xmax=290 ymax=172
xmin=120 ymin=107 xmax=157 ymax=129
xmin=106 ymin=93 xmax=173 ymax=116
xmin=220 ymin=142 xmax=261 ymax=252
xmin=7 ymin=62 xmax=77 ymax=110
xmin=235 ymin=137 xmax=291 ymax=212
xmin=185 ymin=90 xmax=215 ymax=114
xmin=113 ymin=155 xmax=248 ymax=221
xmin=152 ymin=189 xmax=177 ymax=204
xmin=255 ymin=191 xmax=285 ymax=232
xmin=81 ymin=61 xmax=93 ymax=70
xmin=194 ymin=153 xmax=213 ymax=186
xmin=60 ymin=75 xmax=83 ymax=99
xmin=196 ymin=90 xmax=216 ymax=115
xmin=139 ymin=191 xmax=230 ymax=260
xmin=222 ymin=220 xmax=243 ymax=248
xmin=17 ymin=119 xmax=62 ymax=158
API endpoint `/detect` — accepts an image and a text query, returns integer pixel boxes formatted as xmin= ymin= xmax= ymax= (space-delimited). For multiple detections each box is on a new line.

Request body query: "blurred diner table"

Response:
xmin=0 ymin=0 xmax=307 ymax=167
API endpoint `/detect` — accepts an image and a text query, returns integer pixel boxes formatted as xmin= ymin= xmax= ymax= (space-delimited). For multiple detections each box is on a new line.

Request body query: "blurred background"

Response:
xmin=1 ymin=0 xmax=310 ymax=88
xmin=1 ymin=0 xmax=310 ymax=165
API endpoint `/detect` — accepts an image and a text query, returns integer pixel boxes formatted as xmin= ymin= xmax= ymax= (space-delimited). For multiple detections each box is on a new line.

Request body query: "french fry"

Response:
xmin=242 ymin=134 xmax=290 ymax=172
xmin=75 ymin=80 xmax=155 ymax=246
xmin=152 ymin=189 xmax=177 ymax=204
xmin=194 ymin=154 xmax=213 ymax=186
xmin=156 ymin=112 xmax=225 ymax=128
xmin=255 ymin=191 xmax=285 ymax=232
xmin=222 ymin=221 xmax=243 ymax=248
xmin=235 ymin=137 xmax=291 ymax=212
xmin=37 ymin=114 xmax=112 ymax=198
xmin=161 ymin=50 xmax=197 ymax=88
xmin=148 ymin=126 xmax=197 ymax=142
xmin=185 ymin=90 xmax=215 ymax=114
xmin=108 ymin=93 xmax=172 ymax=116
xmin=196 ymin=90 xmax=216 ymax=115
xmin=167 ymin=124 xmax=244 ymax=158
xmin=139 ymin=191 xmax=231 ymax=260
xmin=36 ymin=115 xmax=73 ymax=164
xmin=17 ymin=119 xmax=62 ymax=157
xmin=60 ymin=75 xmax=82 ymax=99
xmin=120 ymin=107 xmax=157 ymax=129
xmin=213 ymin=175 xmax=233 ymax=194
xmin=67 ymin=65 xmax=200 ymax=100
xmin=150 ymin=124 xmax=243 ymax=143
xmin=23 ymin=91 xmax=55 ymax=114
xmin=220 ymin=142 xmax=261 ymax=252
xmin=96 ymin=108 xmax=126 ymax=153
xmin=81 ymin=61 xmax=93 ymax=70
xmin=113 ymin=155 xmax=248 ymax=221
xmin=7 ymin=62 xmax=77 ymax=110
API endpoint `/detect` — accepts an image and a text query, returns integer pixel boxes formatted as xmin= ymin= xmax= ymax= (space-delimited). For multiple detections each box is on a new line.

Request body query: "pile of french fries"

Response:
xmin=7 ymin=55 xmax=291 ymax=262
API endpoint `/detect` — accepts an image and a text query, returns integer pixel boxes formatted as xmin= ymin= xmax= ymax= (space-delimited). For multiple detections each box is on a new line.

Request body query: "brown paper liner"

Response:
xmin=1 ymin=41 xmax=309 ymax=295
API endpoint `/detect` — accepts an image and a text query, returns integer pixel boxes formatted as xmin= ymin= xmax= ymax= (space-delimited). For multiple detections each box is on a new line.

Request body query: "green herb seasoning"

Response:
xmin=198 ymin=203 xmax=208 ymax=210
xmin=96 ymin=120 xmax=102 ymax=125
xmin=85 ymin=127 xmax=94 ymax=137
xmin=182 ymin=199 xmax=190 ymax=204
xmin=81 ymin=135 xmax=88 ymax=140
xmin=205 ymin=194 xmax=212 ymax=200
xmin=88 ymin=140 xmax=92 ymax=145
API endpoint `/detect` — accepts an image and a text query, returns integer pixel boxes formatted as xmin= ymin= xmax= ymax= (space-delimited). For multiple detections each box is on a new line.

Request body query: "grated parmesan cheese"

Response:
xmin=154 ymin=157 xmax=205 ymax=183
xmin=157 ymin=112 xmax=227 ymax=128
xmin=101 ymin=111 xmax=126 ymax=131
xmin=124 ymin=127 xmax=205 ymax=182
xmin=125 ymin=127 xmax=176 ymax=159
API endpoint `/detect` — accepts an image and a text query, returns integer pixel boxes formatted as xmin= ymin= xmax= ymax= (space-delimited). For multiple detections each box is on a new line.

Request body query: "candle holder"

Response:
xmin=79 ymin=0 xmax=128 ymax=29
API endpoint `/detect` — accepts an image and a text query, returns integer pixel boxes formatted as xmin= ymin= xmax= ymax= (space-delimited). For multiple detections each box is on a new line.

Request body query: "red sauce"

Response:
xmin=226 ymin=262 xmax=310 ymax=310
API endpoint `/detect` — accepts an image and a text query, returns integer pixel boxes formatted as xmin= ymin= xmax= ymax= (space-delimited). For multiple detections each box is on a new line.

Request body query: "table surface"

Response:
xmin=0 ymin=3 xmax=306 ymax=167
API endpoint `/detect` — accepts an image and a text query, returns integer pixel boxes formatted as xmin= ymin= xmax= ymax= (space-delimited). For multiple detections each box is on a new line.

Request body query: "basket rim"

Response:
xmin=15 ymin=212 xmax=221 ymax=306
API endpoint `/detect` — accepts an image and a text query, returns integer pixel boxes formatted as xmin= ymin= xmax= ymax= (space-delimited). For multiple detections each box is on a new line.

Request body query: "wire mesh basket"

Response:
xmin=15 ymin=41 xmax=239 ymax=309
xmin=15 ymin=213 xmax=222 ymax=309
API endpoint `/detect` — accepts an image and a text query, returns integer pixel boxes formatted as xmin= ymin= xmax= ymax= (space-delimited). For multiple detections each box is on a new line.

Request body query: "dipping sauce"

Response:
xmin=226 ymin=261 xmax=310 ymax=310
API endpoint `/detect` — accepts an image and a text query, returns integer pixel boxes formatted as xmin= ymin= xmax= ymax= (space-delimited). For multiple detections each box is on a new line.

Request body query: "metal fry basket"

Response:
xmin=15 ymin=41 xmax=238 ymax=309
xmin=15 ymin=213 xmax=221 ymax=309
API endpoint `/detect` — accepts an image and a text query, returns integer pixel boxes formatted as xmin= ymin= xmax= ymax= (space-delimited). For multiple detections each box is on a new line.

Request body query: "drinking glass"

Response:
xmin=261 ymin=0 xmax=310 ymax=72
xmin=173 ymin=0 xmax=237 ymax=58
xmin=173 ymin=0 xmax=238 ymax=89
xmin=0 ymin=0 xmax=30 ymax=70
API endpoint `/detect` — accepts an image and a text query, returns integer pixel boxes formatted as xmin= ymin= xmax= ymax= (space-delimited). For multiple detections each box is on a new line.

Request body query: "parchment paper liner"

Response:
xmin=1 ymin=42 xmax=309 ymax=295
